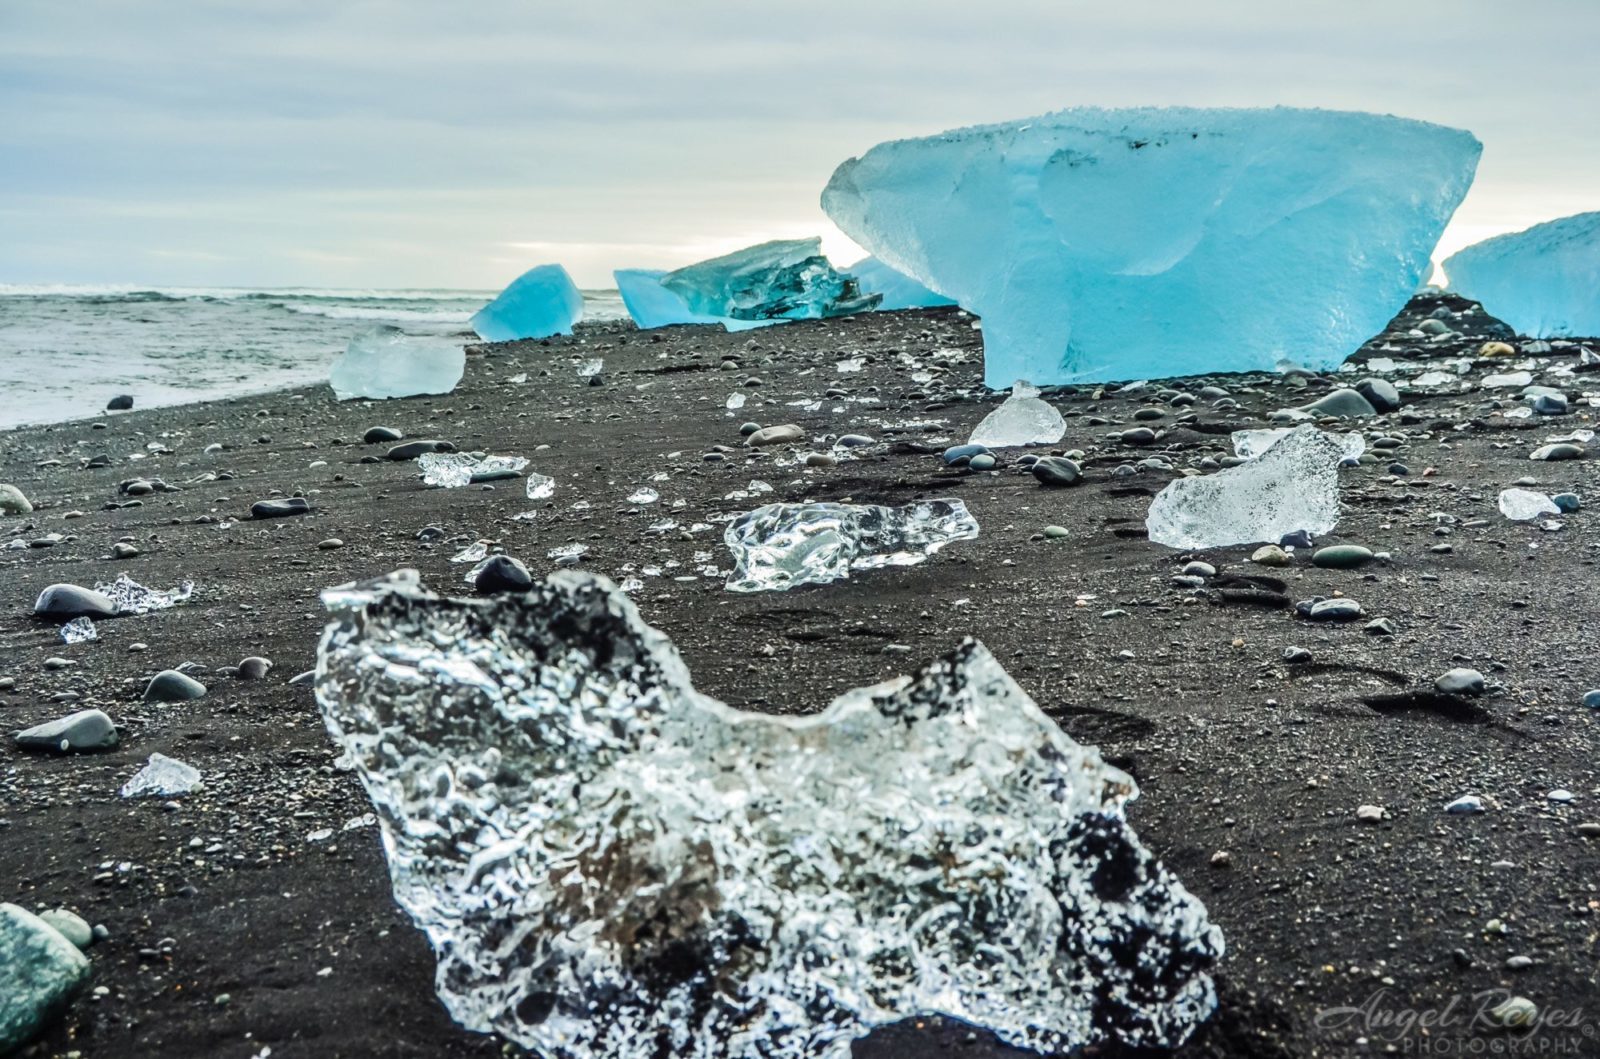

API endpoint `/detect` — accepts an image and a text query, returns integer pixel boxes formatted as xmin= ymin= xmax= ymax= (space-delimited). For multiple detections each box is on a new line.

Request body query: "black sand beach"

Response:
xmin=5 ymin=298 xmax=1600 ymax=1057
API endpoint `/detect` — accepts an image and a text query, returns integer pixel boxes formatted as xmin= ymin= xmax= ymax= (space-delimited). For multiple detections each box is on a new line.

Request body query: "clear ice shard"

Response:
xmin=1498 ymin=488 xmax=1561 ymax=521
xmin=724 ymin=499 xmax=979 ymax=592
xmin=119 ymin=752 xmax=202 ymax=798
xmin=417 ymin=453 xmax=529 ymax=488
xmin=848 ymin=256 xmax=957 ymax=311
xmin=1146 ymin=425 xmax=1345 ymax=548
xmin=661 ymin=238 xmax=881 ymax=322
xmin=329 ymin=326 xmax=465 ymax=400
xmin=967 ymin=382 xmax=1066 ymax=447
xmin=60 ymin=617 xmax=97 ymax=644
xmin=92 ymin=573 xmax=193 ymax=615
xmin=471 ymin=264 xmax=584 ymax=342
xmin=314 ymin=570 xmax=1223 ymax=1059
xmin=613 ymin=269 xmax=774 ymax=332
xmin=822 ymin=106 xmax=1481 ymax=387
xmin=1232 ymin=428 xmax=1365 ymax=462
xmin=1444 ymin=212 xmax=1600 ymax=338
xmin=525 ymin=473 xmax=556 ymax=500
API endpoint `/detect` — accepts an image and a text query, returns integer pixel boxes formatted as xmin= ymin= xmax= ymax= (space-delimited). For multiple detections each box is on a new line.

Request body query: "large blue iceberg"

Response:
xmin=822 ymin=107 xmax=1481 ymax=386
xmin=661 ymin=238 xmax=880 ymax=322
xmin=849 ymin=256 xmax=956 ymax=311
xmin=1443 ymin=212 xmax=1600 ymax=337
xmin=612 ymin=268 xmax=773 ymax=332
xmin=471 ymin=264 xmax=584 ymax=342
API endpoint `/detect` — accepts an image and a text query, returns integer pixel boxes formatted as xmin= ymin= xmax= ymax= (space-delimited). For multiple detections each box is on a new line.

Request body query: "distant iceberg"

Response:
xmin=661 ymin=238 xmax=880 ymax=322
xmin=823 ymin=106 xmax=1481 ymax=386
xmin=471 ymin=264 xmax=583 ymax=341
xmin=849 ymin=256 xmax=956 ymax=311
xmin=329 ymin=326 xmax=464 ymax=400
xmin=612 ymin=268 xmax=773 ymax=332
xmin=1443 ymin=212 xmax=1600 ymax=337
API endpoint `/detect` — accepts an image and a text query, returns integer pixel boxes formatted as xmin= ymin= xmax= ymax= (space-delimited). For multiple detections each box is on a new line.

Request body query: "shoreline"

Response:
xmin=4 ymin=300 xmax=1600 ymax=1057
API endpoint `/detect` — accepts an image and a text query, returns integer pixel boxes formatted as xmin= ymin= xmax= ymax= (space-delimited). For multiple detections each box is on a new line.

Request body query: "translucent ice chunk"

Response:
xmin=613 ymin=268 xmax=775 ymax=332
xmin=450 ymin=542 xmax=488 ymax=564
xmin=724 ymin=499 xmax=979 ymax=592
xmin=418 ymin=453 xmax=528 ymax=488
xmin=823 ymin=106 xmax=1480 ymax=386
xmin=726 ymin=393 xmax=747 ymax=410
xmin=525 ymin=473 xmax=556 ymax=500
xmin=848 ymin=255 xmax=957 ymax=311
xmin=329 ymin=326 xmax=465 ymax=400
xmin=1146 ymin=425 xmax=1345 ymax=548
xmin=471 ymin=264 xmax=584 ymax=342
xmin=92 ymin=573 xmax=193 ymax=615
xmin=314 ymin=570 xmax=1223 ymax=1059
xmin=120 ymin=752 xmax=202 ymax=798
xmin=1232 ymin=428 xmax=1365 ymax=461
xmin=661 ymin=238 xmax=881 ymax=322
xmin=1480 ymin=371 xmax=1532 ymax=389
xmin=1444 ymin=212 xmax=1600 ymax=337
xmin=626 ymin=487 xmax=660 ymax=505
xmin=967 ymin=382 xmax=1066 ymax=447
xmin=1498 ymin=488 xmax=1561 ymax=521
xmin=577 ymin=358 xmax=604 ymax=378
xmin=60 ymin=616 xmax=96 ymax=644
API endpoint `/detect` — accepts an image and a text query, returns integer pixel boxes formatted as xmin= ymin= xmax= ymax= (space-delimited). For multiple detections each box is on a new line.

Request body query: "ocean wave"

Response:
xmin=0 ymin=283 xmax=497 ymax=302
xmin=276 ymin=301 xmax=478 ymax=322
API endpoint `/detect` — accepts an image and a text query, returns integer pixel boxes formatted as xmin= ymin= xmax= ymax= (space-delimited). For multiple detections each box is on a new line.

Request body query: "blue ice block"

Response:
xmin=1444 ymin=212 xmax=1600 ymax=338
xmin=661 ymin=238 xmax=879 ymax=322
xmin=471 ymin=264 xmax=584 ymax=342
xmin=849 ymin=256 xmax=956 ymax=311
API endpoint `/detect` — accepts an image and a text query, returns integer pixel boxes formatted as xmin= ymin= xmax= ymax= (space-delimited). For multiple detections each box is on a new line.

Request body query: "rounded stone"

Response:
xmin=111 ymin=542 xmax=140 ymax=559
xmin=1354 ymin=378 xmax=1401 ymax=413
xmin=1311 ymin=544 xmax=1375 ymax=569
xmin=144 ymin=670 xmax=207 ymax=702
xmin=745 ymin=424 xmax=805 ymax=447
xmin=1120 ymin=427 xmax=1157 ymax=446
xmin=835 ymin=434 xmax=875 ymax=448
xmin=363 ymin=426 xmax=404 ymax=444
xmin=385 ymin=440 xmax=456 ymax=461
xmin=941 ymin=443 xmax=989 ymax=466
xmin=1583 ymin=690 xmax=1600 ymax=709
xmin=317 ymin=538 xmax=344 ymax=550
xmin=968 ymin=453 xmax=997 ymax=471
xmin=804 ymin=453 xmax=837 ymax=468
xmin=474 ymin=555 xmax=534 ymax=595
xmin=1553 ymin=492 xmax=1581 ymax=512
xmin=1300 ymin=388 xmax=1376 ymax=418
xmin=1307 ymin=598 xmax=1364 ymax=621
xmin=237 ymin=657 xmax=273 ymax=681
xmin=1435 ymin=668 xmax=1486 ymax=696
xmin=0 ymin=903 xmax=91 ymax=1051
xmin=1530 ymin=442 xmax=1584 ymax=462
xmin=33 ymin=584 xmax=118 ymax=622
xmin=251 ymin=497 xmax=310 ymax=520
xmin=105 ymin=394 xmax=134 ymax=411
xmin=15 ymin=709 xmax=119 ymax=754
xmin=1251 ymin=545 xmax=1290 ymax=567
xmin=1182 ymin=561 xmax=1216 ymax=577
xmin=1030 ymin=456 xmax=1082 ymax=487
xmin=38 ymin=910 xmax=93 ymax=951
xmin=0 ymin=484 xmax=33 ymax=516
xmin=1042 ymin=525 xmax=1069 ymax=540
xmin=738 ymin=422 xmax=762 ymax=436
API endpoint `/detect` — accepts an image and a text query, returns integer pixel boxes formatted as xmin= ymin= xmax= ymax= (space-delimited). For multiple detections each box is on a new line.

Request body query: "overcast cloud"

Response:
xmin=2 ymin=1 xmax=1596 ymax=289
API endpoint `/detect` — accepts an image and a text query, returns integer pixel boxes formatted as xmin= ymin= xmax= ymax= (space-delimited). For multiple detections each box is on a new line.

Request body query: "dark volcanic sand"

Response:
xmin=4 ymin=296 xmax=1600 ymax=1059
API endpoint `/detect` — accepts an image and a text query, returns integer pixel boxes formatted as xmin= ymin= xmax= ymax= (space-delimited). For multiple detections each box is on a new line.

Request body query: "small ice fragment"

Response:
xmin=451 ymin=542 xmax=488 ymax=564
xmin=577 ymin=358 xmax=604 ymax=378
xmin=525 ymin=474 xmax=555 ymax=500
xmin=1412 ymin=370 xmax=1458 ymax=388
xmin=1498 ymin=488 xmax=1561 ymax=521
xmin=419 ymin=453 xmax=528 ymax=488
xmin=967 ymin=381 xmax=1065 ymax=447
xmin=618 ymin=576 xmax=645 ymax=593
xmin=343 ymin=813 xmax=377 ymax=831
xmin=471 ymin=264 xmax=583 ymax=341
xmin=725 ymin=499 xmax=978 ymax=592
xmin=462 ymin=558 xmax=493 ymax=586
xmin=120 ymin=752 xmax=202 ymax=798
xmin=329 ymin=326 xmax=464 ymax=401
xmin=726 ymin=393 xmax=747 ymax=410
xmin=626 ymin=487 xmax=660 ymax=505
xmin=1367 ymin=357 xmax=1397 ymax=373
xmin=547 ymin=543 xmax=588 ymax=562
xmin=836 ymin=357 xmax=864 ymax=373
xmin=1481 ymin=371 xmax=1533 ymax=388
xmin=314 ymin=570 xmax=1222 ymax=1059
xmin=1232 ymin=428 xmax=1365 ymax=461
xmin=307 ymin=829 xmax=334 ymax=843
xmin=1444 ymin=212 xmax=1600 ymax=337
xmin=1146 ymin=425 xmax=1345 ymax=549
xmin=92 ymin=573 xmax=193 ymax=615
xmin=60 ymin=617 xmax=97 ymax=644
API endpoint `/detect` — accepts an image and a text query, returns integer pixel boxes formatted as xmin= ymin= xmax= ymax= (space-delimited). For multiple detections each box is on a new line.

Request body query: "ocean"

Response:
xmin=0 ymin=284 xmax=629 ymax=431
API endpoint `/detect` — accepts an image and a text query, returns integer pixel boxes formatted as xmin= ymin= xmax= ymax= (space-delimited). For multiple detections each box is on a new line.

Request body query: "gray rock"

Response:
xmin=33 ymin=584 xmax=118 ymax=622
xmin=0 ymin=484 xmax=33 ymax=516
xmin=144 ymin=670 xmax=207 ymax=702
xmin=1363 ymin=617 xmax=1396 ymax=636
xmin=0 ymin=902 xmax=91 ymax=1054
xmin=1030 ymin=456 xmax=1082 ymax=487
xmin=237 ymin=657 xmax=272 ymax=681
xmin=1182 ymin=561 xmax=1216 ymax=577
xmin=745 ymin=424 xmax=806 ymax=447
xmin=1300 ymin=388 xmax=1376 ymax=418
xmin=37 ymin=911 xmax=92 ymax=951
xmin=1119 ymin=427 xmax=1157 ymax=446
xmin=1305 ymin=598 xmax=1364 ymax=621
xmin=385 ymin=440 xmax=456 ymax=461
xmin=1553 ymin=492 xmax=1582 ymax=512
xmin=474 ymin=555 xmax=533 ymax=595
xmin=15 ymin=709 xmax=118 ymax=754
xmin=1531 ymin=393 xmax=1569 ymax=416
xmin=1311 ymin=544 xmax=1375 ymax=569
xmin=250 ymin=497 xmax=310 ymax=520
xmin=363 ymin=426 xmax=404 ymax=443
xmin=1282 ymin=646 xmax=1313 ymax=664
xmin=1530 ymin=442 xmax=1584 ymax=461
xmin=1435 ymin=668 xmax=1485 ymax=696
xmin=110 ymin=542 xmax=140 ymax=559
xmin=105 ymin=394 xmax=134 ymax=411
xmin=1354 ymin=378 xmax=1401 ymax=413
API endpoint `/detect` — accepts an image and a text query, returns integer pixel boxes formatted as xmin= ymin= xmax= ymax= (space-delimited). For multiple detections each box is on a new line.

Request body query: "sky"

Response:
xmin=2 ymin=1 xmax=1597 ymax=291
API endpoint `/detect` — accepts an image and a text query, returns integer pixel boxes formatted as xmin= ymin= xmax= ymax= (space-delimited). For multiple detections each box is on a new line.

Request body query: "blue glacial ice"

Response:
xmin=822 ymin=106 xmax=1481 ymax=387
xmin=848 ymin=256 xmax=956 ymax=311
xmin=1443 ymin=212 xmax=1600 ymax=337
xmin=613 ymin=268 xmax=774 ymax=332
xmin=661 ymin=238 xmax=880 ymax=322
xmin=471 ymin=264 xmax=584 ymax=342
xmin=329 ymin=326 xmax=465 ymax=400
